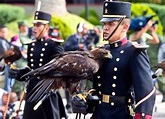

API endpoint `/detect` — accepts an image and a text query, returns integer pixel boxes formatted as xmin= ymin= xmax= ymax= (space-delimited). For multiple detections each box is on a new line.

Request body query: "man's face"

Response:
xmin=82 ymin=24 xmax=88 ymax=35
xmin=0 ymin=27 xmax=8 ymax=39
xmin=102 ymin=20 xmax=124 ymax=42
xmin=32 ymin=23 xmax=48 ymax=39
xmin=20 ymin=25 xmax=28 ymax=33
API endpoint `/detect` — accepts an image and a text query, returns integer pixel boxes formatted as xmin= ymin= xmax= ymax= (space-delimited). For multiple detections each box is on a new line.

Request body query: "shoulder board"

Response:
xmin=51 ymin=38 xmax=64 ymax=43
xmin=131 ymin=42 xmax=149 ymax=50
xmin=24 ymin=40 xmax=36 ymax=45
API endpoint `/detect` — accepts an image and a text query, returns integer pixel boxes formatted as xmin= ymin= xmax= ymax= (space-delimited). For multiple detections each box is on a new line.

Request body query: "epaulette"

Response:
xmin=51 ymin=38 xmax=64 ymax=43
xmin=131 ymin=42 xmax=149 ymax=50
xmin=24 ymin=40 xmax=37 ymax=45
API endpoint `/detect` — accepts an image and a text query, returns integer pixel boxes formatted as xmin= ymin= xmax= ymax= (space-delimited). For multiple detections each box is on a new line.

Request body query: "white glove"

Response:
xmin=155 ymin=68 xmax=163 ymax=77
xmin=0 ymin=58 xmax=5 ymax=67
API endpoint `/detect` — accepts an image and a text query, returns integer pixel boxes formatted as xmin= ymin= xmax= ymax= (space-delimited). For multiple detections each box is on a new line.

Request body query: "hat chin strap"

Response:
xmin=36 ymin=24 xmax=47 ymax=39
xmin=103 ymin=16 xmax=125 ymax=41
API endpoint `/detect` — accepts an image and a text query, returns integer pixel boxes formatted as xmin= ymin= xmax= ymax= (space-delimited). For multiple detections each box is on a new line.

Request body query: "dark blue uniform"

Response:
xmin=92 ymin=38 xmax=155 ymax=119
xmin=23 ymin=37 xmax=66 ymax=119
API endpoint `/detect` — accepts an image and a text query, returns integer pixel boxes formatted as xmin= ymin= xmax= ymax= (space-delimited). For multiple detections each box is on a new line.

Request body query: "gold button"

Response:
xmin=97 ymin=76 xmax=100 ymax=79
xmin=112 ymin=92 xmax=115 ymax=96
xmin=31 ymin=64 xmax=34 ymax=67
xmin=116 ymin=58 xmax=120 ymax=62
xmin=111 ymin=102 xmax=114 ymax=106
xmin=112 ymin=84 xmax=116 ymax=87
xmin=99 ymin=101 xmax=101 ymax=104
xmin=40 ymin=59 xmax=43 ymax=62
xmin=98 ymin=83 xmax=101 ymax=87
xmin=31 ymin=48 xmax=34 ymax=51
xmin=114 ymin=67 xmax=117 ymax=71
xmin=113 ymin=76 xmax=117 ymax=79
xmin=30 ymin=59 xmax=34 ymax=62
xmin=142 ymin=113 xmax=145 ymax=116
xmin=99 ymin=91 xmax=102 ymax=95
xmin=115 ymin=43 xmax=118 ymax=47
xmin=120 ymin=50 xmax=124 ymax=53
xmin=10 ymin=46 xmax=14 ymax=48
xmin=42 ymin=48 xmax=45 ymax=51
xmin=41 ymin=39 xmax=44 ymax=41
xmin=32 ymin=43 xmax=35 ymax=46
xmin=45 ymin=43 xmax=48 ymax=46
xmin=40 ymin=53 xmax=44 ymax=57
xmin=37 ymin=77 xmax=40 ymax=79
xmin=39 ymin=63 xmax=42 ymax=66
xmin=30 ymin=53 xmax=33 ymax=57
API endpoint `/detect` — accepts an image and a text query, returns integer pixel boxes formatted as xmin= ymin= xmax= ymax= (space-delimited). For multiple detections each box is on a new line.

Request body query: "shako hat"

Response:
xmin=100 ymin=1 xmax=131 ymax=22
xmin=33 ymin=11 xmax=51 ymax=24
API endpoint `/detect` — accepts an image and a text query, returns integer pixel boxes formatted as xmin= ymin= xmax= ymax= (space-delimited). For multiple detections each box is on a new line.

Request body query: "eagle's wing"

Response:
xmin=22 ymin=51 xmax=96 ymax=80
xmin=25 ymin=53 xmax=99 ymax=102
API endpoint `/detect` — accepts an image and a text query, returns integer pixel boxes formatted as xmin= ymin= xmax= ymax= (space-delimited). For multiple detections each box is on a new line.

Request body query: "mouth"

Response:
xmin=33 ymin=31 xmax=37 ymax=35
xmin=103 ymin=32 xmax=109 ymax=38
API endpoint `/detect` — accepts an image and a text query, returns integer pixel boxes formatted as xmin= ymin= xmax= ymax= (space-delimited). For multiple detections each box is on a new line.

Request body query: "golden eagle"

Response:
xmin=0 ymin=45 xmax=22 ymax=64
xmin=3 ymin=45 xmax=22 ymax=64
xmin=22 ymin=47 xmax=112 ymax=102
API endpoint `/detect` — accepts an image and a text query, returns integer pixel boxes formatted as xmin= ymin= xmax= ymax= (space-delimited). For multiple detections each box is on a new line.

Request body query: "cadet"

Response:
xmin=91 ymin=1 xmax=155 ymax=119
xmin=9 ymin=11 xmax=67 ymax=119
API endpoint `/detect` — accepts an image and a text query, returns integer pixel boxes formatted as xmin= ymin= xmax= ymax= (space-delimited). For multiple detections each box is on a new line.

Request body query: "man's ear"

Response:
xmin=122 ymin=23 xmax=129 ymax=32
xmin=45 ymin=24 xmax=49 ymax=31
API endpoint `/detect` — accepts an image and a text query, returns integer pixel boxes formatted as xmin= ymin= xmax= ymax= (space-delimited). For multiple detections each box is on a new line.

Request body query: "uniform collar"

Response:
xmin=109 ymin=37 xmax=127 ymax=48
xmin=37 ymin=35 xmax=49 ymax=41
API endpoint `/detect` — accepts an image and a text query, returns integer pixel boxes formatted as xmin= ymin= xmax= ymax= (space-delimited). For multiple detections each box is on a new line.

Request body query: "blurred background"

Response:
xmin=0 ymin=0 xmax=165 ymax=118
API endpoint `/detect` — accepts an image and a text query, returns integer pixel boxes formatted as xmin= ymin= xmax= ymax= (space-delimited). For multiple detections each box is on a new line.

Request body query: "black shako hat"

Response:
xmin=100 ymin=1 xmax=131 ymax=22
xmin=33 ymin=11 xmax=51 ymax=24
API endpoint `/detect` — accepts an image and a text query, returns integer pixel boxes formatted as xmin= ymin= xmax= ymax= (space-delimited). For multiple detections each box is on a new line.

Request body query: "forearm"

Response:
xmin=148 ymin=32 xmax=159 ymax=44
xmin=131 ymin=27 xmax=148 ymax=41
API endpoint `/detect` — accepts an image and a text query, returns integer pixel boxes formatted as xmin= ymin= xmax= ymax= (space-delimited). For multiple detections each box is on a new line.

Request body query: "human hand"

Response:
xmin=9 ymin=67 xmax=31 ymax=81
xmin=145 ymin=20 xmax=154 ymax=30
xmin=8 ymin=67 xmax=20 ymax=79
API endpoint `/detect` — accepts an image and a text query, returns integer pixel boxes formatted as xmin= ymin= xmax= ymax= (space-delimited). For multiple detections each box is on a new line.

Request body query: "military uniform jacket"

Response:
xmin=23 ymin=37 xmax=66 ymax=119
xmin=92 ymin=37 xmax=155 ymax=119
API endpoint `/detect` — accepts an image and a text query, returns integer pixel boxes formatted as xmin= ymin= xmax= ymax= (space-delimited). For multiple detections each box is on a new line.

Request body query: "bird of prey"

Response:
xmin=21 ymin=47 xmax=112 ymax=102
xmin=3 ymin=45 xmax=22 ymax=64
xmin=0 ymin=45 xmax=22 ymax=71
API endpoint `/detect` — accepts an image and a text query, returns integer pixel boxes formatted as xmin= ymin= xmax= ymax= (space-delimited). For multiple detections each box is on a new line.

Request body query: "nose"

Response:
xmin=103 ymin=24 xmax=108 ymax=31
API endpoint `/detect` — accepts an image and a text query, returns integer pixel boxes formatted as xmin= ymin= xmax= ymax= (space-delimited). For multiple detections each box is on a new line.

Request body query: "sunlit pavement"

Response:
xmin=63 ymin=94 xmax=165 ymax=119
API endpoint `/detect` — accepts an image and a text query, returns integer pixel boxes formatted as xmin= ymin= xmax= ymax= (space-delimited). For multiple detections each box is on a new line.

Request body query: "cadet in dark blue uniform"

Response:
xmin=9 ymin=11 xmax=66 ymax=119
xmin=91 ymin=1 xmax=155 ymax=119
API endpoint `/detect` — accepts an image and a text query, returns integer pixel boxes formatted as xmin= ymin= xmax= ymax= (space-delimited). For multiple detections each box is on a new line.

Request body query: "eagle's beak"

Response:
xmin=104 ymin=51 xmax=112 ymax=59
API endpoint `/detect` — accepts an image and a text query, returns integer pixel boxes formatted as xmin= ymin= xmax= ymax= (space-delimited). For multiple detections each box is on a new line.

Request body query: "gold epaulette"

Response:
xmin=131 ymin=42 xmax=149 ymax=50
xmin=23 ymin=40 xmax=37 ymax=45
xmin=51 ymin=38 xmax=64 ymax=43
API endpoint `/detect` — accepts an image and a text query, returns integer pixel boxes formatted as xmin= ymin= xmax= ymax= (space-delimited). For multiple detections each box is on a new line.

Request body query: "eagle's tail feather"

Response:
xmin=27 ymin=78 xmax=54 ymax=102
xmin=27 ymin=80 xmax=48 ymax=102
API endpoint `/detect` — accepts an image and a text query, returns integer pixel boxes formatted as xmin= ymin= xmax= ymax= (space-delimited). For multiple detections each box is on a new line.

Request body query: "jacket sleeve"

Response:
xmin=129 ymin=49 xmax=156 ymax=119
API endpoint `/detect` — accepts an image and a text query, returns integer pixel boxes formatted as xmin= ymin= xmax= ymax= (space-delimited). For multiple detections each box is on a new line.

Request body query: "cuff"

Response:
xmin=134 ymin=113 xmax=152 ymax=119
